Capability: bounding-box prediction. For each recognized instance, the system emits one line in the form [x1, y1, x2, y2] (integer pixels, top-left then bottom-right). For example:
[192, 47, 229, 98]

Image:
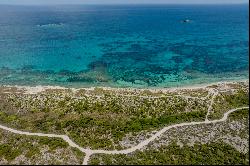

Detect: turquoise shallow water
[0, 5, 248, 88]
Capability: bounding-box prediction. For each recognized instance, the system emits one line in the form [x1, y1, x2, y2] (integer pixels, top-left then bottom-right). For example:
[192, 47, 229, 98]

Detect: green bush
[0, 144, 21, 161]
[38, 138, 68, 150]
[229, 108, 249, 120]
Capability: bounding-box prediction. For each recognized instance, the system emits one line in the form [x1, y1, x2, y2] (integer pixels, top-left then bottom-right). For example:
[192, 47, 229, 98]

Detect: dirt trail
[0, 107, 248, 165]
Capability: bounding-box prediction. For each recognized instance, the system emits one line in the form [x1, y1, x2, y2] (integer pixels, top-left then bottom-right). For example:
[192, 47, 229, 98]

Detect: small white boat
[182, 19, 191, 23]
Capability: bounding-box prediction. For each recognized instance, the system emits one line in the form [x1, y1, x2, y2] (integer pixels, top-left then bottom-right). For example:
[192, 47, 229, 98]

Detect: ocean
[0, 4, 248, 88]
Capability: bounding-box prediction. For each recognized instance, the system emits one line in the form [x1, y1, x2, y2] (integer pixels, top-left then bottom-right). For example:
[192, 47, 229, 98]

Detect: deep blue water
[0, 5, 248, 88]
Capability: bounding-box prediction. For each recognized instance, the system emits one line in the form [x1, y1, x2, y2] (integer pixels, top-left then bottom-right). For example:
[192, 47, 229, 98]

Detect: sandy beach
[1, 79, 248, 95]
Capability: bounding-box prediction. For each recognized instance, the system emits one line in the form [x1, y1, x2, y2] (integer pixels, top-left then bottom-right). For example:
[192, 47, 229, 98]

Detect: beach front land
[0, 80, 249, 165]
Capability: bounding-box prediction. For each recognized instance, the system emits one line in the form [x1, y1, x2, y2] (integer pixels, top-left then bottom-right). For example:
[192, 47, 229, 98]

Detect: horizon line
[0, 2, 248, 6]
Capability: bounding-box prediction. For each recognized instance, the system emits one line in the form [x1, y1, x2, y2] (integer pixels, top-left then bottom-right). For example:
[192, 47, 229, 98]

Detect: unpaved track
[0, 107, 248, 165]
[205, 89, 219, 122]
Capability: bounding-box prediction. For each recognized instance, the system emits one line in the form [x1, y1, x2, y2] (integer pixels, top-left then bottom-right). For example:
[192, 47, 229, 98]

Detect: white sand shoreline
[1, 79, 248, 94]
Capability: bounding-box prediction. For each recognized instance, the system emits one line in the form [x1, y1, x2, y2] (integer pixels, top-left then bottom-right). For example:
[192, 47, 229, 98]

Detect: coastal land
[0, 80, 249, 165]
